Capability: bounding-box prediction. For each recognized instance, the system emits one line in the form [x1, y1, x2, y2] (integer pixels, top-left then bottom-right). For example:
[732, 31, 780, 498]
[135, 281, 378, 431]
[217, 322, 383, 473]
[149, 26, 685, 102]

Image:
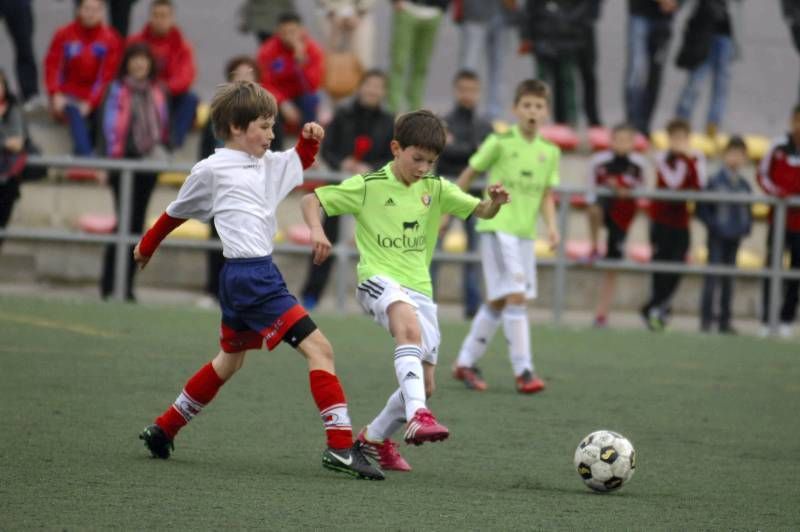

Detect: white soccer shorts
[479, 231, 537, 302]
[356, 275, 441, 365]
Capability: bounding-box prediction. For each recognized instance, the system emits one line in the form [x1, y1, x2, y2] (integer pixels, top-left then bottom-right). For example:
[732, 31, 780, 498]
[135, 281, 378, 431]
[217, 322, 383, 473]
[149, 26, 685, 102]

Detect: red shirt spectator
[650, 151, 705, 228]
[589, 151, 647, 231]
[257, 20, 324, 104]
[44, 2, 122, 111]
[128, 2, 196, 97]
[758, 134, 800, 231]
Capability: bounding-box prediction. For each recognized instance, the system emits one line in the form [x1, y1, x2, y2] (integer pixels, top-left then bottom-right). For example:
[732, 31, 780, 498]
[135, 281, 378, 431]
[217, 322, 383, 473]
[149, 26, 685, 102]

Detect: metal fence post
[553, 191, 570, 325]
[113, 169, 134, 301]
[333, 214, 351, 311]
[767, 200, 787, 334]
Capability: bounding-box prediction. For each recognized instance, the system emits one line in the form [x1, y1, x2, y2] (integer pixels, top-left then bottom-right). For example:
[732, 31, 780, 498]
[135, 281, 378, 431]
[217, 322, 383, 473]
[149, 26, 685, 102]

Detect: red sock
[155, 362, 225, 439]
[309, 370, 353, 449]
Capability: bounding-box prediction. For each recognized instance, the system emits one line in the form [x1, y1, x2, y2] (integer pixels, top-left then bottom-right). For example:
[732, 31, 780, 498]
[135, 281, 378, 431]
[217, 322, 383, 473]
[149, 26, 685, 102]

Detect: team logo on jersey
[385, 198, 396, 206]
[376, 220, 426, 253]
[421, 194, 431, 207]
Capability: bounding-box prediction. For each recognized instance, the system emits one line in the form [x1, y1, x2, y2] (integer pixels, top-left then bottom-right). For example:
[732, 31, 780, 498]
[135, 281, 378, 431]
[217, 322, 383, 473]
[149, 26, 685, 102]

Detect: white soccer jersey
[166, 147, 303, 258]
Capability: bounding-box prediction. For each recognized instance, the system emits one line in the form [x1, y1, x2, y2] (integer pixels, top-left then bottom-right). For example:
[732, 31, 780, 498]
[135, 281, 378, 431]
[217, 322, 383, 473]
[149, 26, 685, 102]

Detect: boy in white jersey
[301, 110, 509, 472]
[453, 79, 561, 394]
[133, 81, 383, 480]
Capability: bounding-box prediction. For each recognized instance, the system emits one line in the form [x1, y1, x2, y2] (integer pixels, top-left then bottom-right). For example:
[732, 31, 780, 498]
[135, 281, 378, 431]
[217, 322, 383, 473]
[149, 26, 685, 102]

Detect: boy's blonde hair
[210, 81, 277, 140]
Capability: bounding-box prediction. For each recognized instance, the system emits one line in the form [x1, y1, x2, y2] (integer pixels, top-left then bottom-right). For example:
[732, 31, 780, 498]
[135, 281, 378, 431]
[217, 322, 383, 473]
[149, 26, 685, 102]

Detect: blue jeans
[458, 14, 511, 121]
[625, 15, 672, 134]
[675, 35, 735, 128]
[64, 102, 94, 156]
[169, 91, 198, 148]
[431, 215, 482, 318]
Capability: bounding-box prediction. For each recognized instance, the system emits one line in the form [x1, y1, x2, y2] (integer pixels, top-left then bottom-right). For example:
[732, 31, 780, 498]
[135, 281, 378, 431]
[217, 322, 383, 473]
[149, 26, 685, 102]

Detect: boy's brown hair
[210, 81, 277, 140]
[611, 122, 637, 135]
[394, 110, 446, 154]
[514, 79, 551, 105]
[666, 118, 691, 136]
[224, 55, 261, 82]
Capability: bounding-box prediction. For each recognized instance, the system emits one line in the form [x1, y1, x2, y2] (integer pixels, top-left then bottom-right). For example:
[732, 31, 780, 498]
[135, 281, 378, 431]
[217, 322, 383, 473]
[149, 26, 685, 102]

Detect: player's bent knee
[296, 328, 336, 370]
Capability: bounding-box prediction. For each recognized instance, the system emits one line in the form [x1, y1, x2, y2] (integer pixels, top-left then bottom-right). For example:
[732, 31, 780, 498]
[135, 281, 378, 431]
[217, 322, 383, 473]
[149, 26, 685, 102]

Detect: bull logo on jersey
[421, 194, 431, 207]
[376, 220, 426, 253]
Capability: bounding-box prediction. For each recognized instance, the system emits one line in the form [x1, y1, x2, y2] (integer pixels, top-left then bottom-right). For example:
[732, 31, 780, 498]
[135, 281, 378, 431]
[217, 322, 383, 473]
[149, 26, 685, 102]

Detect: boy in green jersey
[301, 110, 509, 471]
[453, 79, 561, 394]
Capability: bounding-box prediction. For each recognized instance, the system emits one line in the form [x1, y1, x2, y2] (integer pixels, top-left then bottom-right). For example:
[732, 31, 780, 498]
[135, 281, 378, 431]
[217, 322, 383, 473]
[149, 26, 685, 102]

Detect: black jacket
[675, 0, 730, 70]
[321, 100, 394, 171]
[628, 0, 680, 19]
[521, 0, 601, 58]
[437, 105, 492, 179]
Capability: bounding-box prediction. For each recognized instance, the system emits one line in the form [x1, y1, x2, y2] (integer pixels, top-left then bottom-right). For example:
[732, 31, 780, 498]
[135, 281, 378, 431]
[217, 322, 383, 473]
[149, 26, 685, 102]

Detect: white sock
[502, 304, 533, 376]
[456, 304, 502, 368]
[394, 344, 426, 419]
[366, 388, 405, 442]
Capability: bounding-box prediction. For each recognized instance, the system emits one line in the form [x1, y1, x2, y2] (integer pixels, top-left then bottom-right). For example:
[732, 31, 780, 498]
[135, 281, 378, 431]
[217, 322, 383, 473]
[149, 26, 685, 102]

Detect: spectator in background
[197, 55, 261, 309]
[454, 0, 519, 122]
[519, 0, 598, 126]
[98, 42, 169, 301]
[0, 69, 28, 248]
[387, 0, 449, 113]
[299, 69, 394, 309]
[238, 0, 295, 44]
[575, 0, 603, 127]
[757, 105, 800, 338]
[781, 0, 800, 103]
[433, 69, 492, 318]
[697, 135, 751, 334]
[258, 12, 324, 152]
[586, 123, 647, 328]
[44, 0, 122, 156]
[317, 0, 377, 69]
[625, 0, 682, 135]
[674, 0, 743, 138]
[640, 118, 705, 331]
[129, 0, 198, 148]
[0, 0, 39, 107]
[73, 0, 140, 36]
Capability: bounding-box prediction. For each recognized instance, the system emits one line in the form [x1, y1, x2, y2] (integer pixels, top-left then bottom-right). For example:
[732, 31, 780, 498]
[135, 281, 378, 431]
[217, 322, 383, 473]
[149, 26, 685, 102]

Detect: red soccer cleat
[404, 408, 450, 446]
[357, 428, 412, 472]
[452, 365, 488, 391]
[516, 370, 546, 394]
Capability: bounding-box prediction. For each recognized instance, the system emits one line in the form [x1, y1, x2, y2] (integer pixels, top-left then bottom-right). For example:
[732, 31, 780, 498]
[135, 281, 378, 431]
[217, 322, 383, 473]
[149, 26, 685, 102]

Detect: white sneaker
[194, 295, 218, 310]
[756, 325, 771, 338]
[778, 323, 794, 338]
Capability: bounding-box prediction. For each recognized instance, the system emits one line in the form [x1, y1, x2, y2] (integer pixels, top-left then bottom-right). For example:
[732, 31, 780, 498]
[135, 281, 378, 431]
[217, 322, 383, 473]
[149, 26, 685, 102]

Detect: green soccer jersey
[315, 162, 481, 297]
[471, 125, 561, 239]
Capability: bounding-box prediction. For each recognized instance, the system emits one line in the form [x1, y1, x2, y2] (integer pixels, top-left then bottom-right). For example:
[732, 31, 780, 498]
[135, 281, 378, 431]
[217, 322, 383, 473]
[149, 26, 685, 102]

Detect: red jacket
[128, 25, 196, 96]
[757, 134, 800, 231]
[44, 20, 122, 110]
[257, 34, 324, 103]
[649, 151, 705, 229]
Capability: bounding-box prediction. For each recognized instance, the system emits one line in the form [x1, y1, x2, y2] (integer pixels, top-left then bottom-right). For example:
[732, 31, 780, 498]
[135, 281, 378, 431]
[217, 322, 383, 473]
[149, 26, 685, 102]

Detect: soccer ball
[573, 430, 636, 492]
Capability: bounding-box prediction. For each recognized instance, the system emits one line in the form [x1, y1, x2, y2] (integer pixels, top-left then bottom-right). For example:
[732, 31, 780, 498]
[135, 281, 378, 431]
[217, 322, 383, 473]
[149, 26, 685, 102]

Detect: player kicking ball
[133, 81, 383, 480]
[301, 110, 509, 471]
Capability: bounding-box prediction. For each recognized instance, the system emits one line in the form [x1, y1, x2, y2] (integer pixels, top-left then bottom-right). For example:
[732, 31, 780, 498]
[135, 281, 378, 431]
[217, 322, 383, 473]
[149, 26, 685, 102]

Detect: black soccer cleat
[139, 424, 174, 459]
[322, 441, 385, 480]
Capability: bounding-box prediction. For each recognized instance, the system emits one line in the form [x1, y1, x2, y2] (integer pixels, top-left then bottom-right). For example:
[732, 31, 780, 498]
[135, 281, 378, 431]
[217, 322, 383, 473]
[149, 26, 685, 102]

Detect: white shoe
[778, 323, 794, 338]
[195, 294, 218, 310]
[756, 325, 771, 338]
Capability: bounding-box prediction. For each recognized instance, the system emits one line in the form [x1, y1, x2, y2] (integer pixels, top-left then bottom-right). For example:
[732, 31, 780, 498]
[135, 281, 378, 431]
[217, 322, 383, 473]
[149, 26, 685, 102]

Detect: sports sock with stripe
[393, 344, 426, 420]
[502, 304, 534, 376]
[155, 362, 225, 439]
[309, 369, 353, 449]
[456, 304, 501, 368]
[366, 388, 406, 442]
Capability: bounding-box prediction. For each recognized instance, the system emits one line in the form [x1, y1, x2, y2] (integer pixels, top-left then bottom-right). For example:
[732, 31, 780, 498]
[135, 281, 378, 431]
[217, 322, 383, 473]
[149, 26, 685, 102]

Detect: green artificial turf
[1, 295, 798, 530]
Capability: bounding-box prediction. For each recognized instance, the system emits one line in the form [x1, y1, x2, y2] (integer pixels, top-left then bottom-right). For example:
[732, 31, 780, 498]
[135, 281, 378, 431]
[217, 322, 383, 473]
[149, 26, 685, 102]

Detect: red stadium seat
[633, 133, 650, 152]
[588, 126, 611, 151]
[539, 124, 580, 151]
[565, 240, 592, 261]
[286, 223, 312, 246]
[627, 243, 652, 263]
[77, 213, 116, 234]
[65, 168, 101, 182]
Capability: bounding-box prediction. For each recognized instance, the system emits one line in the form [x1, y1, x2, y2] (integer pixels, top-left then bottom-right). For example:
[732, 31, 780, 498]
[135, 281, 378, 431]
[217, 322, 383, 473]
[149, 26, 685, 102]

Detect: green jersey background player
[453, 79, 561, 394]
[301, 110, 509, 472]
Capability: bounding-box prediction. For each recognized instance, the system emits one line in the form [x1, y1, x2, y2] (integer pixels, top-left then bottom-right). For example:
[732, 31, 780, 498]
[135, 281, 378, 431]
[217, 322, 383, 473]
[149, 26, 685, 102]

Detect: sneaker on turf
[139, 424, 174, 459]
[515, 370, 546, 394]
[404, 408, 449, 446]
[357, 428, 411, 472]
[322, 441, 385, 480]
[452, 365, 488, 391]
[640, 305, 665, 332]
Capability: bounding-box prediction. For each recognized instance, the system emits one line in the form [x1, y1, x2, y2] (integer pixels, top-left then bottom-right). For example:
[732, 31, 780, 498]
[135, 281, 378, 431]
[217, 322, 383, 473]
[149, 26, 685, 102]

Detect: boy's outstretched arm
[133, 213, 187, 270]
[473, 184, 510, 219]
[301, 193, 332, 265]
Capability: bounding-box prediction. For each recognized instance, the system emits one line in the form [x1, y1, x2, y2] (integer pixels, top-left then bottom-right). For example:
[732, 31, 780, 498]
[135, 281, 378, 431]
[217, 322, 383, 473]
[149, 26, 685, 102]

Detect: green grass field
[1, 295, 799, 530]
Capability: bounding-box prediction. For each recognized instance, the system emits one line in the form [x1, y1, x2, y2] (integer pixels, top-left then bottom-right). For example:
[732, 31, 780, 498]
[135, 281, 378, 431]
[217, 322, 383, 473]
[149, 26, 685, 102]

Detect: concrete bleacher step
[0, 251, 37, 282]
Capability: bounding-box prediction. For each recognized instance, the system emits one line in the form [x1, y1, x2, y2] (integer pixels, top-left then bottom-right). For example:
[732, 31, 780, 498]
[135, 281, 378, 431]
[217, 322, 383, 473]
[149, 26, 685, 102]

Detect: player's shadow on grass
[507, 477, 648, 497]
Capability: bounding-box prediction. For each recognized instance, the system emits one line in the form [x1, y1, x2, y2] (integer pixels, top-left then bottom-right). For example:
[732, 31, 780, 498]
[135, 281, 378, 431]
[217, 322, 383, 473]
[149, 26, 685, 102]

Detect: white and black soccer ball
[573, 430, 636, 492]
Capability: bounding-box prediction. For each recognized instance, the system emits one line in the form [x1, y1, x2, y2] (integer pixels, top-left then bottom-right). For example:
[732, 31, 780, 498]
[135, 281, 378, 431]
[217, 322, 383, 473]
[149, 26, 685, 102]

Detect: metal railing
[1, 154, 799, 334]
